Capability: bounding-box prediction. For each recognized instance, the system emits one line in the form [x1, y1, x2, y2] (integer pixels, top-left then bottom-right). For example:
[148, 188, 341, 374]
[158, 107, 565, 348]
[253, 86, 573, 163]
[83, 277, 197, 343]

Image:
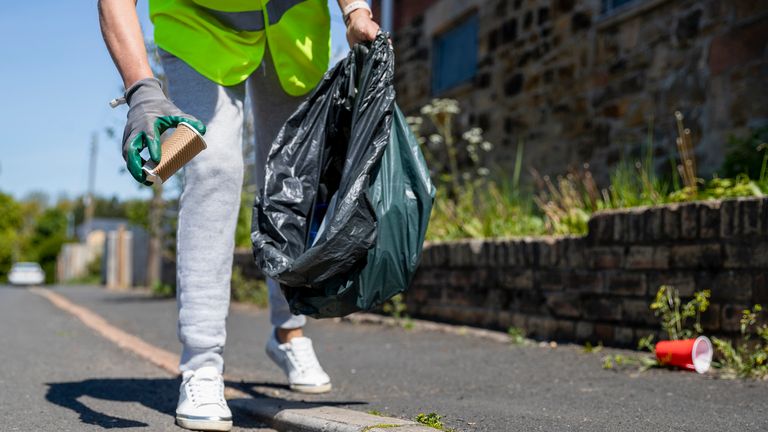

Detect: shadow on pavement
[45, 377, 179, 428]
[46, 377, 366, 429]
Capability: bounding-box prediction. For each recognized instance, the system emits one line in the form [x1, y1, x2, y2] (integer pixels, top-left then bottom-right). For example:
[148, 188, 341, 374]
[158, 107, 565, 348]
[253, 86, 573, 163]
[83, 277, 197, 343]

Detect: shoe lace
[187, 375, 225, 407]
[288, 341, 321, 374]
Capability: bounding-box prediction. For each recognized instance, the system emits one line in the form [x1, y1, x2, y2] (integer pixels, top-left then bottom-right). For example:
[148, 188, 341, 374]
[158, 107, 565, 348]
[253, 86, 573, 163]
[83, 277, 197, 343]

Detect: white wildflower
[428, 134, 443, 144]
[462, 127, 484, 145]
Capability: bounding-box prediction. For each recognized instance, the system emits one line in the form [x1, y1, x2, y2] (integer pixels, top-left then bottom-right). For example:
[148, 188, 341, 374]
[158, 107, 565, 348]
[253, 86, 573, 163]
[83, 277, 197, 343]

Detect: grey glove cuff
[124, 77, 165, 107]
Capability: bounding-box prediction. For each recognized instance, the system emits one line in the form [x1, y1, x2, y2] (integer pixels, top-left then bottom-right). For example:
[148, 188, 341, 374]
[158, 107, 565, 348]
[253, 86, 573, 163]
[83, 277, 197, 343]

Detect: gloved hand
[121, 77, 206, 185]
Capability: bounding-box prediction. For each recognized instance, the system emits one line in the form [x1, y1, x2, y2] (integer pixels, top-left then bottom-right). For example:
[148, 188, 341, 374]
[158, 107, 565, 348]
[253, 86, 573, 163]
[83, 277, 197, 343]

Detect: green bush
[152, 282, 175, 298]
[720, 127, 768, 182]
[0, 192, 24, 281]
[67, 254, 103, 285]
[230, 266, 268, 307]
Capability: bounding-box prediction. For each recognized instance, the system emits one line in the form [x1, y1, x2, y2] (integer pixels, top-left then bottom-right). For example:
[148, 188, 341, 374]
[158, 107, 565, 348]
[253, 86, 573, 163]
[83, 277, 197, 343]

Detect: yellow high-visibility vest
[150, 0, 331, 96]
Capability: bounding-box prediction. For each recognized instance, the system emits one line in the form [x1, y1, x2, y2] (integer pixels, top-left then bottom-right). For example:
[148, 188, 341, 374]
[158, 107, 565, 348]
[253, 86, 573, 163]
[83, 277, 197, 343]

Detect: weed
[650, 285, 710, 340]
[507, 326, 527, 345]
[415, 412, 454, 431]
[409, 101, 765, 241]
[601, 353, 657, 371]
[66, 254, 103, 285]
[361, 424, 400, 431]
[583, 341, 603, 354]
[382, 294, 414, 330]
[367, 410, 386, 417]
[721, 126, 768, 184]
[152, 281, 175, 298]
[383, 294, 407, 319]
[636, 334, 656, 354]
[711, 305, 768, 379]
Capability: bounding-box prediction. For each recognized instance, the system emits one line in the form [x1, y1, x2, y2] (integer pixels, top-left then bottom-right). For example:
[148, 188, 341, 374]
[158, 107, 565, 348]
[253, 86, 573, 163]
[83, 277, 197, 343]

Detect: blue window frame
[432, 13, 479, 94]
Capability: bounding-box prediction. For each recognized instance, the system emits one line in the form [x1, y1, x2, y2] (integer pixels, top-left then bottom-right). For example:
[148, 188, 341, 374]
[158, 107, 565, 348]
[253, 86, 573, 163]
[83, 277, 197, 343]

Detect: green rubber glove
[121, 77, 206, 185]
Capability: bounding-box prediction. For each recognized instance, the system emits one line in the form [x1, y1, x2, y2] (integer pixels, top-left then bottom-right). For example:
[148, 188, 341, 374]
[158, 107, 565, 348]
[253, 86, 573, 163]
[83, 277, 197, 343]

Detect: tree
[0, 192, 23, 281]
[24, 207, 69, 283]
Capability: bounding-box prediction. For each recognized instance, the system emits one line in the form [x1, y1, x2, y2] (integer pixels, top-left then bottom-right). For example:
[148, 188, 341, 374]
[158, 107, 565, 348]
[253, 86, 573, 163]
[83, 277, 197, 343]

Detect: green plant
[362, 424, 399, 432]
[152, 281, 175, 298]
[415, 412, 453, 431]
[382, 293, 407, 319]
[411, 99, 496, 198]
[601, 353, 657, 370]
[409, 99, 544, 241]
[668, 175, 764, 202]
[67, 254, 103, 285]
[636, 334, 656, 354]
[235, 192, 254, 248]
[673, 111, 698, 194]
[721, 127, 768, 184]
[382, 294, 414, 330]
[409, 102, 767, 241]
[230, 266, 268, 307]
[650, 285, 710, 340]
[712, 305, 768, 379]
[583, 341, 603, 354]
[426, 181, 544, 241]
[507, 326, 526, 345]
[533, 168, 599, 235]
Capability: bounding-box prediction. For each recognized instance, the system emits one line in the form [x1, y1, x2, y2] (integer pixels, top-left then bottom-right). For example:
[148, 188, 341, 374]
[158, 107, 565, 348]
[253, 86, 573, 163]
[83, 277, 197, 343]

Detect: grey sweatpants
[161, 48, 307, 374]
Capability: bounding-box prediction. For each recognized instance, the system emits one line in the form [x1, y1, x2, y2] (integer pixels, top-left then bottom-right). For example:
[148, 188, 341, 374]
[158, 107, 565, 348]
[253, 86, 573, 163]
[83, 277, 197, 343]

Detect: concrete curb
[32, 287, 437, 432]
[229, 398, 436, 432]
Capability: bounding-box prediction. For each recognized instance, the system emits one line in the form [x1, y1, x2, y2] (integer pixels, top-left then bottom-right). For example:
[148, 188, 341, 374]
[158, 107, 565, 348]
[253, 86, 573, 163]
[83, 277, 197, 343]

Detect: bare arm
[98, 0, 153, 88]
[336, 0, 380, 46]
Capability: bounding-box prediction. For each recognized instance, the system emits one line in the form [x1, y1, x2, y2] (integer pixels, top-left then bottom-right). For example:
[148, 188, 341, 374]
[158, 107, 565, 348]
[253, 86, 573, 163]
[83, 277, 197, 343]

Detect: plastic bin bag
[251, 34, 436, 318]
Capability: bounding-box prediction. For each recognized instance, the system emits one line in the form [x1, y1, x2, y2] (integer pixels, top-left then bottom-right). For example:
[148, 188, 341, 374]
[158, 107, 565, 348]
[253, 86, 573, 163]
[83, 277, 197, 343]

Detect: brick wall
[408, 197, 768, 346]
[392, 0, 768, 182]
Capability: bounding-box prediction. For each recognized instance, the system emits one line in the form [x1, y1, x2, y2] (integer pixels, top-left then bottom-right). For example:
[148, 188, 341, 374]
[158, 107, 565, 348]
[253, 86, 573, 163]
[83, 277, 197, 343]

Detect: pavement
[0, 285, 273, 432]
[2, 284, 768, 431]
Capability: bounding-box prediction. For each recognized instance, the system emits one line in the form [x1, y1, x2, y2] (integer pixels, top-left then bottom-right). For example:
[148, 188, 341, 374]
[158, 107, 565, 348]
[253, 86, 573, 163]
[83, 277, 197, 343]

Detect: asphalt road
[33, 285, 768, 432]
[0, 285, 272, 432]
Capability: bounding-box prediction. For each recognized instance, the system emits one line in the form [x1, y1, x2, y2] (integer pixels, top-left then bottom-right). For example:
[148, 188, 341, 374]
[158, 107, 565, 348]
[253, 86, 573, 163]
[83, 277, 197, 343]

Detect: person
[97, 1, 380, 430]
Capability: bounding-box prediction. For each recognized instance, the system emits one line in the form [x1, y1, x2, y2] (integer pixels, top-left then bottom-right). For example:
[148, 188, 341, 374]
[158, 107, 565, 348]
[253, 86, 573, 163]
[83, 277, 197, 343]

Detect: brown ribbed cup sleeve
[151, 123, 207, 183]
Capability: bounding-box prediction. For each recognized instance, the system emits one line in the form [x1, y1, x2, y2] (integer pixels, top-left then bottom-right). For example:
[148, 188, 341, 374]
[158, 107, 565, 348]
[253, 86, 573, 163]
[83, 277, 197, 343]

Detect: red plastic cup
[655, 336, 713, 373]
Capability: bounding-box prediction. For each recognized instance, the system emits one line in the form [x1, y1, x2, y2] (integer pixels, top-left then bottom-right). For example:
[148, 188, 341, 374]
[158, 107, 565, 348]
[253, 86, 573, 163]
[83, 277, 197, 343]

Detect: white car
[8, 262, 45, 286]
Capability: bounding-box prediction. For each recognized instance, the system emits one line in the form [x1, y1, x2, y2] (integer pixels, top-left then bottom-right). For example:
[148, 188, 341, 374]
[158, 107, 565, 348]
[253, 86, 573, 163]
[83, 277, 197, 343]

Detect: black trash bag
[251, 34, 435, 318]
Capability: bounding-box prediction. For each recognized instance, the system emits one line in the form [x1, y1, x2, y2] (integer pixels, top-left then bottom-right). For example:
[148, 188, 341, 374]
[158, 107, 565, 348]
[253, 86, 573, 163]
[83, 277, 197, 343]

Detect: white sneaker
[176, 366, 233, 431]
[265, 330, 332, 394]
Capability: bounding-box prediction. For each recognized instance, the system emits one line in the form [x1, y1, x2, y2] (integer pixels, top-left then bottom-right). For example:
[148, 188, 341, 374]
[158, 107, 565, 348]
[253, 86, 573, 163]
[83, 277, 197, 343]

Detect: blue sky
[0, 1, 350, 202]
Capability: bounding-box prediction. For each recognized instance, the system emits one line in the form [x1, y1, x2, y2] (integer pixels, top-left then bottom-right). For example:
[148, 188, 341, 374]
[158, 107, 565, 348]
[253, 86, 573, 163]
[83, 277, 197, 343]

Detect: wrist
[343, 1, 372, 25]
[346, 8, 372, 25]
[125, 77, 163, 106]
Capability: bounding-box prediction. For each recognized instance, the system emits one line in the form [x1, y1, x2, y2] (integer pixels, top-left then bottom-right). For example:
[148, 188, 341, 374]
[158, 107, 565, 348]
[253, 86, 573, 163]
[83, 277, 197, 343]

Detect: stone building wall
[391, 0, 768, 182]
[408, 197, 768, 346]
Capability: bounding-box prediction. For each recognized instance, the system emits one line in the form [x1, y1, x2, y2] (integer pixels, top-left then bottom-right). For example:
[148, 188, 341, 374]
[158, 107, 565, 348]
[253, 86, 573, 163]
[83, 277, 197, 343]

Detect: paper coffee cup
[143, 122, 207, 184]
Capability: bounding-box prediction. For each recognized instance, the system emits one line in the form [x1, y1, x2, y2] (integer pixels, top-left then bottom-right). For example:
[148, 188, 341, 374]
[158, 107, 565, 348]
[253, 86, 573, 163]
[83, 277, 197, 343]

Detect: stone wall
[391, 0, 768, 182]
[408, 197, 768, 346]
